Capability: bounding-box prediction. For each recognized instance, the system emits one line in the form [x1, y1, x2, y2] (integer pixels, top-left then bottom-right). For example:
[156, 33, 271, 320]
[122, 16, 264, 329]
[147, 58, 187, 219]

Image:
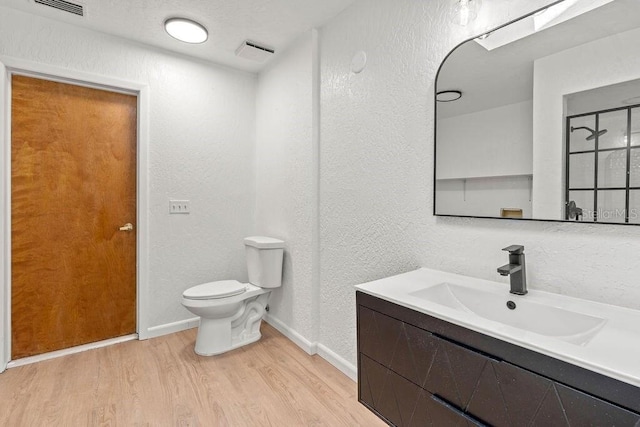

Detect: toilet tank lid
[244, 236, 285, 249]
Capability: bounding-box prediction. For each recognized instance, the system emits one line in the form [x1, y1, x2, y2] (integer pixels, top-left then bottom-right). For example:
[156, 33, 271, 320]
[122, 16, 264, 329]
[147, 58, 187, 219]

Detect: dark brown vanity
[357, 292, 640, 426]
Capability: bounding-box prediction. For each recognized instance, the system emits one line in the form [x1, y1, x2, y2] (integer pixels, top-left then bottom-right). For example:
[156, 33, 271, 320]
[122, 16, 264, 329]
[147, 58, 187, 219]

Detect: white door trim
[0, 56, 151, 372]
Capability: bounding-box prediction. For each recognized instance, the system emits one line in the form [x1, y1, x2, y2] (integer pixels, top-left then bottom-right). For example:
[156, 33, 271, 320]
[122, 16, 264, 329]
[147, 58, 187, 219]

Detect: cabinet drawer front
[422, 337, 490, 411]
[359, 354, 487, 427]
[555, 383, 640, 426]
[466, 360, 640, 427]
[358, 305, 405, 368]
[466, 359, 554, 426]
[358, 305, 439, 386]
[358, 305, 490, 409]
[359, 354, 428, 427]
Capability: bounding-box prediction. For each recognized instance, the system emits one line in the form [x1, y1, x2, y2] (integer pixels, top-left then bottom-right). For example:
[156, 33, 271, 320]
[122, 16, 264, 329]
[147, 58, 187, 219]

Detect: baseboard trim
[264, 314, 317, 355]
[7, 334, 138, 369]
[146, 317, 200, 339]
[317, 343, 357, 382]
[263, 315, 356, 381]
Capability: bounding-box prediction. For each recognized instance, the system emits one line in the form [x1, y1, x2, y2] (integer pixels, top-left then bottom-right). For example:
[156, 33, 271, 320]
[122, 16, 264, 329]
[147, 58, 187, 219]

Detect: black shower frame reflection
[565, 103, 640, 223]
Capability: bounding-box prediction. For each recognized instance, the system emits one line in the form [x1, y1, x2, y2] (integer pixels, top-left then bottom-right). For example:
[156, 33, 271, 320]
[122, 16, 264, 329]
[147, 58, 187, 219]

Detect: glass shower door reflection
[566, 105, 638, 223]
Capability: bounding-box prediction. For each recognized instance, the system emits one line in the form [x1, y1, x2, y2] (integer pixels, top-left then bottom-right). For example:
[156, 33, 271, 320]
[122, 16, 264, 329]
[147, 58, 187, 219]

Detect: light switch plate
[169, 200, 190, 214]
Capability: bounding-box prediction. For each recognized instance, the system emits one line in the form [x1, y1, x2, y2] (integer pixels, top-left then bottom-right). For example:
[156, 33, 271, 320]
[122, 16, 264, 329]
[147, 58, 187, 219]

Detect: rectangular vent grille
[245, 41, 275, 54]
[235, 40, 275, 63]
[34, 0, 84, 16]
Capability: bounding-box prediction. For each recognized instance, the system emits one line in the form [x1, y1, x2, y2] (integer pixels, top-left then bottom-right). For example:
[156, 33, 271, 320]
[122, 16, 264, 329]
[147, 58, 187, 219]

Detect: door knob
[119, 223, 134, 231]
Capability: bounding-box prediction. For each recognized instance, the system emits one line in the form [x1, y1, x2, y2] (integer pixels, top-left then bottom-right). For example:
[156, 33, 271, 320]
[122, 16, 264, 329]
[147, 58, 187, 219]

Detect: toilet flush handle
[119, 223, 134, 232]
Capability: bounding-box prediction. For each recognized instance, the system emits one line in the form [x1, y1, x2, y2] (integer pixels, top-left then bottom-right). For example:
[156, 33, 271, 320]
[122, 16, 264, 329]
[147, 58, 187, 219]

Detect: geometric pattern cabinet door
[359, 354, 484, 427]
[359, 305, 488, 410]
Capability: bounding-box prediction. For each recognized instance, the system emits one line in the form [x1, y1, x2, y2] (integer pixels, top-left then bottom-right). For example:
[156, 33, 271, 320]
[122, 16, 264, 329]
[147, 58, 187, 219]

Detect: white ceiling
[0, 0, 356, 72]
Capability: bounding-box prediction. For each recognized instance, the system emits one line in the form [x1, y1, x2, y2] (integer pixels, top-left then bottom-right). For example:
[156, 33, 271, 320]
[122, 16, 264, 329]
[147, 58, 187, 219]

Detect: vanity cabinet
[356, 292, 640, 427]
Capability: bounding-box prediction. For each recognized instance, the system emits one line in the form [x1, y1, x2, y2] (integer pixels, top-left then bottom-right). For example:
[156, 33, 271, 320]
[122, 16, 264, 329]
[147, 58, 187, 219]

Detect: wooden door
[11, 75, 137, 359]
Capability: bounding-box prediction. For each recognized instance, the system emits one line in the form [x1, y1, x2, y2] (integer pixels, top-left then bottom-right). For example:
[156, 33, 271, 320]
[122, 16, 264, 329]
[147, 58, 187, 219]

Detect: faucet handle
[502, 245, 524, 254]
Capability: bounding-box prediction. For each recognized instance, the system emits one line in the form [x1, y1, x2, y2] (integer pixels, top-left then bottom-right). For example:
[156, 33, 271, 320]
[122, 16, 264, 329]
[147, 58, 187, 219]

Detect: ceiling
[0, 0, 356, 72]
[437, 0, 640, 118]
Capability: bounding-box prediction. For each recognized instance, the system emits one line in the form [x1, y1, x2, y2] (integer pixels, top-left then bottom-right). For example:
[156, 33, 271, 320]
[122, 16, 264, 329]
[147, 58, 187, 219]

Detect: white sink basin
[409, 282, 606, 346]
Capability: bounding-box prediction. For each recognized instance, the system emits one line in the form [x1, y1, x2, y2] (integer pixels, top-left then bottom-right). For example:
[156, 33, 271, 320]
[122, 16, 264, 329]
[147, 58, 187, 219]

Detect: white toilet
[182, 236, 285, 356]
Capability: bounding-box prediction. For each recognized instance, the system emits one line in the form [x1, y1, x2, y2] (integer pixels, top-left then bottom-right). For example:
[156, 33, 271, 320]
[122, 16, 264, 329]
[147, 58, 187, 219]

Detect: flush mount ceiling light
[437, 90, 463, 102]
[164, 18, 208, 44]
[452, 0, 482, 27]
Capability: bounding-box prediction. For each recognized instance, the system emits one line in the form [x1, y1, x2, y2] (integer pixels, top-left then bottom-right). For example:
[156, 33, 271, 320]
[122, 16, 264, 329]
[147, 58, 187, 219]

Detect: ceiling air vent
[235, 40, 275, 63]
[34, 0, 84, 16]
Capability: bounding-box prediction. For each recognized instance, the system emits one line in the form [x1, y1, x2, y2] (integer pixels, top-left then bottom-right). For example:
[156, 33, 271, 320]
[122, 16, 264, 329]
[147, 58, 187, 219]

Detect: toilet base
[195, 327, 262, 356]
[192, 292, 270, 356]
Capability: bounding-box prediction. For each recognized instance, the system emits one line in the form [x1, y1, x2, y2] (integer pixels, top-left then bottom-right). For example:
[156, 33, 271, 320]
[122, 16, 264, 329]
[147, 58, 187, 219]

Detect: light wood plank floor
[0, 323, 385, 426]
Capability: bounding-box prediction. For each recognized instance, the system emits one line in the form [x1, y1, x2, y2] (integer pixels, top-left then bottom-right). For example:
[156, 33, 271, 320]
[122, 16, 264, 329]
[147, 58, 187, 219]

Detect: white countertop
[355, 267, 640, 388]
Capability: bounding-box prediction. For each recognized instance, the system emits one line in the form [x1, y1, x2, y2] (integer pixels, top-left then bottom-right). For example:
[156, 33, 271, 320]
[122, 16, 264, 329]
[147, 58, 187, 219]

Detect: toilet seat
[183, 280, 247, 300]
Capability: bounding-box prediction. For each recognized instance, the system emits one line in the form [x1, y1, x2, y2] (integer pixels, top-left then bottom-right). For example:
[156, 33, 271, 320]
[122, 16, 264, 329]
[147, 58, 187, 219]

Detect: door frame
[0, 56, 151, 372]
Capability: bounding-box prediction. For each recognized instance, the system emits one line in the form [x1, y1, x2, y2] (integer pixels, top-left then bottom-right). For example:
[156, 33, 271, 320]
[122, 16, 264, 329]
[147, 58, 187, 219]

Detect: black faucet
[497, 245, 527, 295]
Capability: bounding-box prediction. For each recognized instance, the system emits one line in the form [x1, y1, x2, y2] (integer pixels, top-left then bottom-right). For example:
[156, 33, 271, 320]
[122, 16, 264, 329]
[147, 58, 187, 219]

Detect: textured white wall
[0, 7, 257, 329]
[255, 31, 318, 341]
[319, 0, 640, 368]
[533, 26, 640, 219]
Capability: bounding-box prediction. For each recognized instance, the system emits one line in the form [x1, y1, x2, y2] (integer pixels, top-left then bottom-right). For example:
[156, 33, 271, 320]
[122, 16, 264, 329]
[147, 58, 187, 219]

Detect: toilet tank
[244, 236, 285, 288]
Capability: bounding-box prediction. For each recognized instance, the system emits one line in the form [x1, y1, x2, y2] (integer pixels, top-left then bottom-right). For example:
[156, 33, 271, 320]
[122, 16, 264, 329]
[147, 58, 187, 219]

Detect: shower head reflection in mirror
[570, 126, 608, 141]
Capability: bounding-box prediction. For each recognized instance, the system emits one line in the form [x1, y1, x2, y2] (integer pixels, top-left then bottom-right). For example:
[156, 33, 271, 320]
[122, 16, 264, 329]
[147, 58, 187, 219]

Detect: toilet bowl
[181, 236, 284, 356]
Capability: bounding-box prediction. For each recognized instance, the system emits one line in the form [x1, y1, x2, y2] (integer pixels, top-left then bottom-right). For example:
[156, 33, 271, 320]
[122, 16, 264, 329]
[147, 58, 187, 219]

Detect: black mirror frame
[432, 0, 640, 226]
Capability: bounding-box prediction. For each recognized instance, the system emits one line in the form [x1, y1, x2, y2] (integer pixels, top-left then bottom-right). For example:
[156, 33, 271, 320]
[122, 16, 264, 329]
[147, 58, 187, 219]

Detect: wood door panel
[11, 75, 137, 359]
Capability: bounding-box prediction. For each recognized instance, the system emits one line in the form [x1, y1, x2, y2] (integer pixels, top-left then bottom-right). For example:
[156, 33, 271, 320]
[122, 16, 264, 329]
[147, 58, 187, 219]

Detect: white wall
[436, 175, 532, 218]
[533, 26, 640, 219]
[318, 0, 640, 371]
[255, 31, 319, 345]
[0, 7, 257, 333]
[436, 100, 533, 218]
[437, 100, 533, 179]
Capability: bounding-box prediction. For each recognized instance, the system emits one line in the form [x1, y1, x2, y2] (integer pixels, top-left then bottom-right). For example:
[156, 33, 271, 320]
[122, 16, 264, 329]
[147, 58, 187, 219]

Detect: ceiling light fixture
[164, 18, 208, 44]
[437, 90, 463, 102]
[452, 0, 482, 27]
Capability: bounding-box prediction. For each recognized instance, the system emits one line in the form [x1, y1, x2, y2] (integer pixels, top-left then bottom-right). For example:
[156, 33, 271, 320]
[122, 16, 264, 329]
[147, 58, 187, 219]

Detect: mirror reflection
[435, 0, 640, 224]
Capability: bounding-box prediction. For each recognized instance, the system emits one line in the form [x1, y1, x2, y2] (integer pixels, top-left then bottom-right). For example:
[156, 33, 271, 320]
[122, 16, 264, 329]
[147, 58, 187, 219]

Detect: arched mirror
[435, 0, 640, 224]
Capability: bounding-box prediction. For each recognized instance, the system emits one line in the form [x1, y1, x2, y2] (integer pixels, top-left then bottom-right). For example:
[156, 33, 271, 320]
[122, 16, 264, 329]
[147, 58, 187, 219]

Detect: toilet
[182, 236, 285, 356]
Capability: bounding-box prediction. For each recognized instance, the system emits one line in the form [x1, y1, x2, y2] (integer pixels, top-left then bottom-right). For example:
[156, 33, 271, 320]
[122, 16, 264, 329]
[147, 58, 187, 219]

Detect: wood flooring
[0, 323, 384, 426]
